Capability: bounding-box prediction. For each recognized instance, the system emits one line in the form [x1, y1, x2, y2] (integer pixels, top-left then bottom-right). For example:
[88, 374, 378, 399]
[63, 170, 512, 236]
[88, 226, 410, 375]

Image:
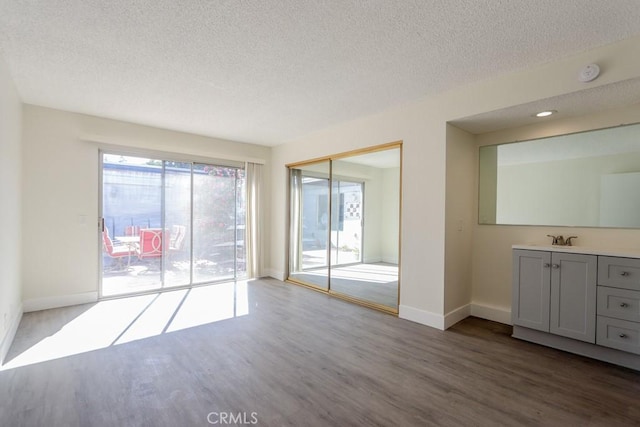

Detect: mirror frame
[286, 141, 403, 314]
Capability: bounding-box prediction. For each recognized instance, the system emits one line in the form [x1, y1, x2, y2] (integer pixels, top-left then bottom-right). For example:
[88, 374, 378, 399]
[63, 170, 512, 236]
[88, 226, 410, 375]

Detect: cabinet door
[550, 252, 596, 343]
[512, 250, 551, 332]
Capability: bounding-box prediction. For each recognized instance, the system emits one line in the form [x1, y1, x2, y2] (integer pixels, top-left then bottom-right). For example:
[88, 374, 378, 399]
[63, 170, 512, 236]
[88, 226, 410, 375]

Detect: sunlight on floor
[1, 281, 250, 371]
[298, 263, 398, 284]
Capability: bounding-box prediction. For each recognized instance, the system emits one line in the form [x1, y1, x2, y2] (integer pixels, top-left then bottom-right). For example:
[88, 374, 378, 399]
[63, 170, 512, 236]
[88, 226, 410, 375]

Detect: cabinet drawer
[597, 256, 640, 291]
[596, 316, 640, 355]
[597, 287, 640, 322]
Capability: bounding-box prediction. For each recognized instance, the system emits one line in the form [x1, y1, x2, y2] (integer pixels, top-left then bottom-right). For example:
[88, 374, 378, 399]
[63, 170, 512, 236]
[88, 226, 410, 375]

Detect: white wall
[0, 55, 23, 363]
[21, 105, 271, 311]
[381, 166, 400, 264]
[444, 125, 476, 324]
[496, 152, 640, 226]
[600, 172, 640, 227]
[270, 35, 640, 329]
[471, 104, 640, 324]
[361, 167, 384, 264]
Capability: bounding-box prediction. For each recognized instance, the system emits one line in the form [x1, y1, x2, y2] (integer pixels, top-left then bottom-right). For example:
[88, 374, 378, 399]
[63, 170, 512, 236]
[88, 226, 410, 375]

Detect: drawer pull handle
[619, 333, 628, 339]
[552, 264, 560, 269]
[620, 271, 630, 277]
[620, 302, 629, 308]
[543, 263, 550, 268]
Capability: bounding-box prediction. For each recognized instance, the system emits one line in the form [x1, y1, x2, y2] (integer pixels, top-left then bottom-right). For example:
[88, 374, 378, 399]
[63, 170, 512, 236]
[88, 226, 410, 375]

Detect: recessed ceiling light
[534, 110, 557, 118]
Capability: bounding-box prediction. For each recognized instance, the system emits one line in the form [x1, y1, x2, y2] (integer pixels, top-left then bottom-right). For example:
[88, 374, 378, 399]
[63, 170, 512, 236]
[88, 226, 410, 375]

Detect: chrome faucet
[547, 235, 577, 246]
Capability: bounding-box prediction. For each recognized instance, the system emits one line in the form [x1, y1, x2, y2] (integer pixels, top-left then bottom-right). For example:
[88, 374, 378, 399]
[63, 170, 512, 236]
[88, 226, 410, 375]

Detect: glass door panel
[192, 165, 242, 284]
[163, 162, 192, 288]
[101, 153, 247, 297]
[101, 154, 163, 297]
[330, 179, 363, 266]
[288, 161, 330, 290]
[235, 168, 247, 278]
[329, 151, 400, 311]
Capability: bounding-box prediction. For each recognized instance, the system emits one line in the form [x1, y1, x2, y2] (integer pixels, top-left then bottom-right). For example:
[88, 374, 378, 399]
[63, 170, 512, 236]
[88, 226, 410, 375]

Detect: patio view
[101, 154, 246, 297]
[297, 176, 363, 270]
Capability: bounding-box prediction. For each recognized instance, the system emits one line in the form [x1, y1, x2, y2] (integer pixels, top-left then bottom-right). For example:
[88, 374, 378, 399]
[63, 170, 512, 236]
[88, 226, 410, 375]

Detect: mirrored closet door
[287, 143, 402, 313]
[288, 161, 331, 290]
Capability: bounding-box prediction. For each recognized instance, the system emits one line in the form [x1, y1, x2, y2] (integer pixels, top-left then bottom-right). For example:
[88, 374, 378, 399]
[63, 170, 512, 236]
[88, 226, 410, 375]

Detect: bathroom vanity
[512, 244, 640, 370]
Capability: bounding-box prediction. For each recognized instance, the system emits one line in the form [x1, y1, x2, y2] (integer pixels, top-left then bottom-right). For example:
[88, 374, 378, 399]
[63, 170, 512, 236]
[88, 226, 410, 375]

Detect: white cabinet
[549, 252, 597, 343]
[512, 246, 640, 370]
[596, 316, 640, 355]
[512, 250, 550, 332]
[596, 256, 640, 355]
[513, 250, 596, 343]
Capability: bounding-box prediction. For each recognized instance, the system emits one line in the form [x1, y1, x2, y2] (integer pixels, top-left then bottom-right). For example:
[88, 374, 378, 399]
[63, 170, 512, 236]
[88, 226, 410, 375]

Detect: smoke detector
[578, 64, 600, 83]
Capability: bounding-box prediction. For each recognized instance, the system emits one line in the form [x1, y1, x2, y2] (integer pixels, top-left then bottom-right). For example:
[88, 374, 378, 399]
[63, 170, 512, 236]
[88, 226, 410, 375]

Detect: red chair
[102, 231, 136, 269]
[137, 228, 168, 259]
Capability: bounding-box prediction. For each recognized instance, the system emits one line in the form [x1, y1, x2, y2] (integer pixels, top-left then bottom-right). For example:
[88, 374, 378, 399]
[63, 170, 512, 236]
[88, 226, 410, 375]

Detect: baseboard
[266, 269, 286, 281]
[399, 305, 445, 330]
[402, 303, 510, 330]
[470, 303, 512, 325]
[444, 304, 471, 329]
[23, 291, 98, 313]
[0, 305, 23, 365]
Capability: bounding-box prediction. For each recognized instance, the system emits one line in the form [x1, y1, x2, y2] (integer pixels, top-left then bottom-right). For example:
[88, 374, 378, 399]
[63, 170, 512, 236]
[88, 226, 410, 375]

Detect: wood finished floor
[1, 278, 640, 426]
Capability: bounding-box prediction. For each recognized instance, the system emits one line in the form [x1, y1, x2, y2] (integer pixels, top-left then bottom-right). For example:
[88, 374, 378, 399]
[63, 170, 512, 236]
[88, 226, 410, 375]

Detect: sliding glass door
[330, 179, 363, 266]
[101, 155, 164, 295]
[100, 153, 245, 297]
[193, 165, 245, 284]
[287, 144, 402, 313]
[288, 161, 330, 290]
[163, 161, 192, 288]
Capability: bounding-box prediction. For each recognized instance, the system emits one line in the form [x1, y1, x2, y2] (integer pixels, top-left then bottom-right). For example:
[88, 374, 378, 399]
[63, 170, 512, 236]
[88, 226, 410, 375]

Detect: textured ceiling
[1, 1, 640, 146]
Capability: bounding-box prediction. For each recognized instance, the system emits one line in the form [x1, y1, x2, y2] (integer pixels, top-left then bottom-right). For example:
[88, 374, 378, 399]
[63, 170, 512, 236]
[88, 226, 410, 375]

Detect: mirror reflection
[289, 161, 331, 290]
[479, 122, 640, 227]
[288, 145, 401, 312]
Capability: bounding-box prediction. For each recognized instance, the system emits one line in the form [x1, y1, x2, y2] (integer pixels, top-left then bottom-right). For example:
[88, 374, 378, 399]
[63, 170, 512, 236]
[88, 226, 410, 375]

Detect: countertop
[512, 244, 640, 259]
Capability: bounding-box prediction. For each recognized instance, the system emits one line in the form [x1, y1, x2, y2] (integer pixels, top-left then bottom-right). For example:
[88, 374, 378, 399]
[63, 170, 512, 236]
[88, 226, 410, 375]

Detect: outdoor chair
[102, 230, 136, 270]
[137, 228, 167, 259]
[170, 225, 187, 252]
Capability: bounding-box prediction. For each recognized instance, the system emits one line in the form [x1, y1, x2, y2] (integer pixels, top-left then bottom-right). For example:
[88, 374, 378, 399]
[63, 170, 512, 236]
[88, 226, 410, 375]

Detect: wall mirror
[288, 143, 402, 313]
[479, 122, 640, 228]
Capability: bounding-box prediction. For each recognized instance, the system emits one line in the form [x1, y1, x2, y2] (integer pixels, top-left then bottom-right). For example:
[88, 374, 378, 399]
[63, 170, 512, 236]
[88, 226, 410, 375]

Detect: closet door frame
[285, 141, 403, 315]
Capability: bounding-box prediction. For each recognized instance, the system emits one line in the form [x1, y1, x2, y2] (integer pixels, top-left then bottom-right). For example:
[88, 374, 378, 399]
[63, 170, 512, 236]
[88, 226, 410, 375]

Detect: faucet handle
[565, 236, 577, 246]
[547, 234, 559, 245]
